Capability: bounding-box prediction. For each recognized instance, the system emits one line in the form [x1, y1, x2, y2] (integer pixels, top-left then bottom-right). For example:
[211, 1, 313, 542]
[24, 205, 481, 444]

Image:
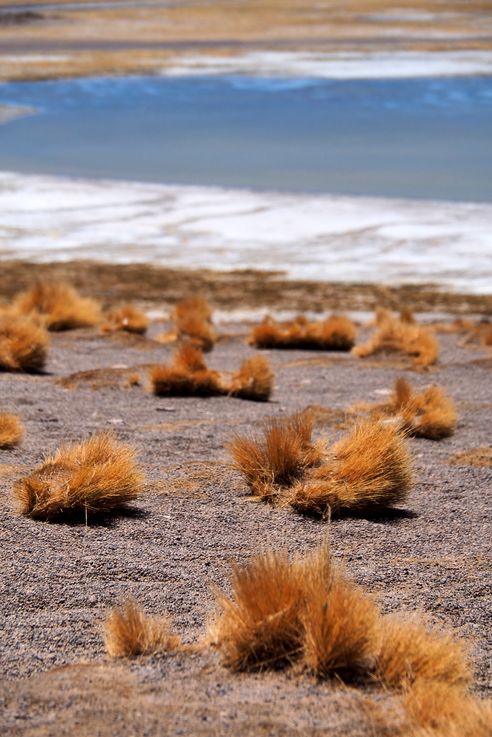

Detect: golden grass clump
[209, 545, 379, 678]
[402, 681, 492, 737]
[353, 311, 439, 368]
[352, 378, 457, 440]
[104, 597, 180, 657]
[289, 420, 412, 516]
[0, 315, 49, 372]
[0, 413, 24, 448]
[102, 304, 149, 335]
[230, 415, 412, 515]
[150, 344, 224, 397]
[14, 281, 102, 331]
[228, 413, 324, 500]
[174, 296, 215, 351]
[375, 616, 472, 691]
[151, 345, 274, 401]
[15, 432, 144, 521]
[228, 355, 274, 402]
[250, 314, 357, 351]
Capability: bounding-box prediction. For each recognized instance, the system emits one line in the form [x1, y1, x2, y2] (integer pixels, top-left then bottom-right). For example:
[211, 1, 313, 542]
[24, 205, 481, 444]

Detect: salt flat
[1, 171, 491, 294]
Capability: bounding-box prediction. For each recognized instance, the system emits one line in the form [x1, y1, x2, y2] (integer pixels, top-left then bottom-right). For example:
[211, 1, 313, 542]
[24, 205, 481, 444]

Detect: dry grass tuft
[228, 413, 323, 500]
[0, 413, 24, 448]
[174, 296, 215, 351]
[250, 314, 357, 351]
[402, 681, 492, 737]
[351, 378, 457, 440]
[104, 597, 180, 657]
[230, 415, 412, 515]
[0, 315, 49, 372]
[228, 355, 274, 401]
[151, 345, 275, 401]
[375, 616, 472, 691]
[209, 545, 379, 679]
[14, 281, 102, 331]
[150, 344, 223, 397]
[102, 304, 149, 335]
[353, 311, 439, 368]
[288, 420, 412, 517]
[448, 447, 492, 468]
[15, 432, 144, 521]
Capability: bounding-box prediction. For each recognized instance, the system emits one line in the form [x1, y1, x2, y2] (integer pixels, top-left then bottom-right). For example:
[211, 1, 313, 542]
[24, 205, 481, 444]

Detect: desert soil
[0, 267, 491, 735]
[1, 0, 492, 80]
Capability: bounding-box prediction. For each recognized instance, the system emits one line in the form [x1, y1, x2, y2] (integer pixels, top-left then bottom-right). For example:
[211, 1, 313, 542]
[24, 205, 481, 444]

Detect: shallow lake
[0, 74, 491, 201]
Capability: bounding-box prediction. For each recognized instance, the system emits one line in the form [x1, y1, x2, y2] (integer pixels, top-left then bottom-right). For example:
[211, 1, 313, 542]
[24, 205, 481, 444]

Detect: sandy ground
[1, 0, 492, 80]
[0, 272, 491, 735]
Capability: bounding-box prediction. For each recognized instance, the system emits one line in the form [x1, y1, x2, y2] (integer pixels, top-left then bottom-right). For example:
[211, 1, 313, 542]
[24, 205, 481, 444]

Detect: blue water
[0, 74, 491, 201]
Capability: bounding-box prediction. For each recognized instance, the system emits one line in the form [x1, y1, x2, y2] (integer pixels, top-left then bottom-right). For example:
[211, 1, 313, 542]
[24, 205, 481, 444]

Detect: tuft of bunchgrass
[351, 378, 457, 440]
[102, 304, 149, 335]
[104, 597, 180, 657]
[228, 413, 323, 500]
[0, 413, 24, 448]
[209, 545, 379, 679]
[250, 314, 357, 351]
[15, 432, 144, 521]
[375, 616, 472, 691]
[0, 315, 49, 372]
[230, 415, 412, 515]
[151, 345, 275, 402]
[173, 296, 215, 351]
[353, 311, 439, 368]
[228, 355, 274, 402]
[14, 281, 101, 331]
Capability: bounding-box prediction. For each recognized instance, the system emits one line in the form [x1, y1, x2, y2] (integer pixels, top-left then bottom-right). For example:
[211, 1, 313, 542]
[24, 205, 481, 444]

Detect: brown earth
[1, 260, 492, 315]
[0, 277, 491, 735]
[1, 0, 491, 81]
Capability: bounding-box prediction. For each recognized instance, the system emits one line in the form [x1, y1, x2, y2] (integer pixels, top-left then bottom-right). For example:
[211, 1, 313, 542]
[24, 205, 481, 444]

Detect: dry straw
[229, 413, 412, 516]
[351, 377, 457, 440]
[353, 309, 439, 368]
[104, 598, 180, 657]
[15, 432, 144, 521]
[208, 545, 378, 678]
[0, 413, 24, 448]
[151, 344, 274, 402]
[102, 304, 149, 335]
[0, 315, 49, 372]
[250, 314, 357, 351]
[14, 281, 101, 331]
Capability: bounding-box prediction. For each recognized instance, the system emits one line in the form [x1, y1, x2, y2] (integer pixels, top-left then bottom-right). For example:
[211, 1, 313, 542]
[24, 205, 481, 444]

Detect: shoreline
[1, 260, 491, 315]
[1, 172, 491, 296]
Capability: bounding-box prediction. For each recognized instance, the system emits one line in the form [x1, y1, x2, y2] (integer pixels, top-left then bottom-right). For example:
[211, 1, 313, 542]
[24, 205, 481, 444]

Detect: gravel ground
[0, 317, 491, 736]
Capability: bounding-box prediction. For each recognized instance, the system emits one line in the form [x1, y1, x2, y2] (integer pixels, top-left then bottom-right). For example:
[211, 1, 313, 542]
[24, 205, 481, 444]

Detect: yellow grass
[14, 281, 101, 331]
[289, 420, 412, 516]
[150, 344, 224, 398]
[102, 304, 149, 335]
[228, 355, 274, 402]
[250, 314, 357, 351]
[228, 413, 323, 500]
[375, 616, 472, 691]
[351, 377, 457, 440]
[353, 311, 439, 368]
[15, 432, 144, 521]
[0, 413, 24, 448]
[209, 545, 380, 678]
[231, 415, 412, 515]
[0, 315, 49, 372]
[151, 345, 275, 401]
[402, 681, 492, 737]
[173, 296, 215, 352]
[104, 598, 180, 657]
